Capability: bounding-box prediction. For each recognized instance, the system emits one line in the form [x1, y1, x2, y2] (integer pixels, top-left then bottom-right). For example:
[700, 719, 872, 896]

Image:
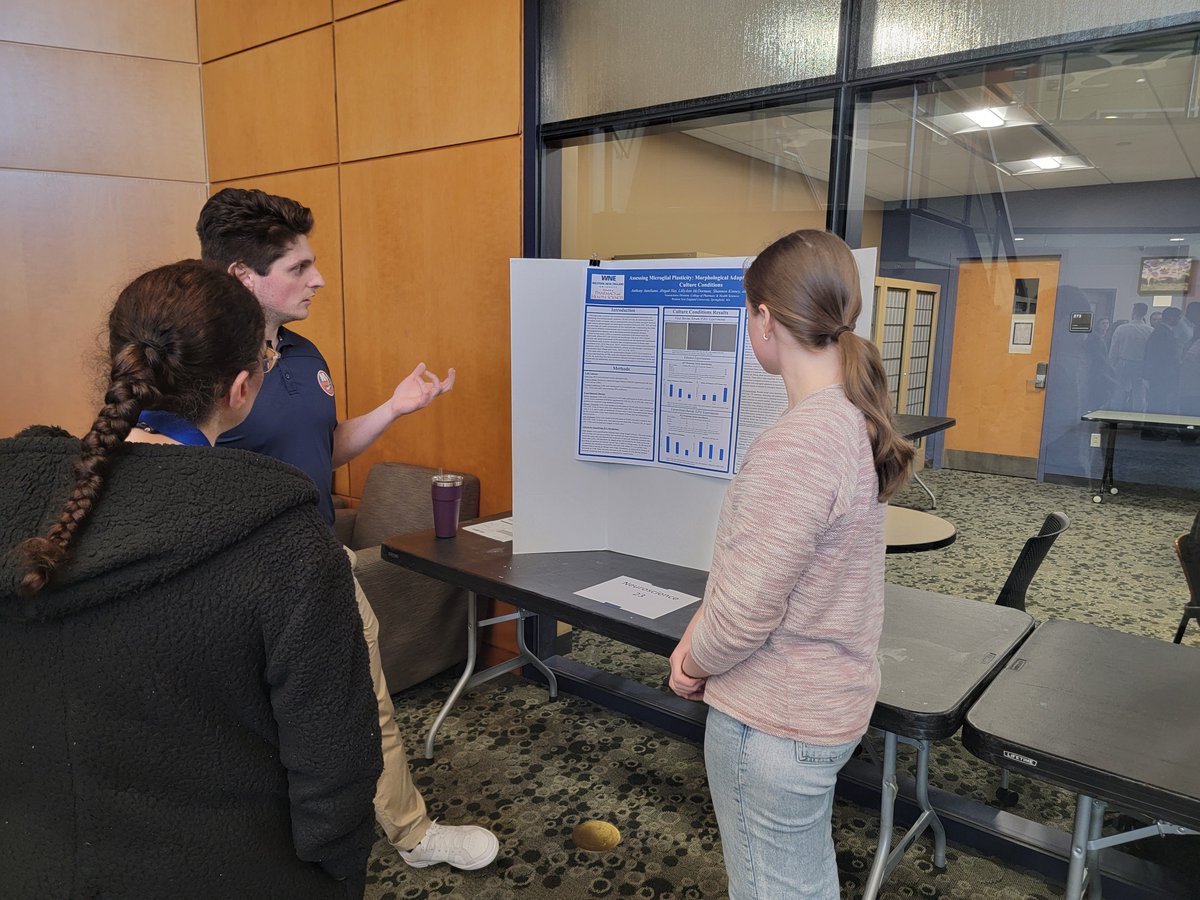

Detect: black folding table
[383, 526, 1031, 898]
[963, 619, 1200, 899]
[863, 584, 1033, 898]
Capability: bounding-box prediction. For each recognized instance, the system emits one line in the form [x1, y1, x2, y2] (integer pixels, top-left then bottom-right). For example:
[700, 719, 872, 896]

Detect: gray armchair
[335, 462, 481, 693]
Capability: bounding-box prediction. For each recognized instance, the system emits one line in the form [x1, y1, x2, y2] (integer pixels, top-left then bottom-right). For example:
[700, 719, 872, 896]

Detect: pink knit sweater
[689, 385, 886, 745]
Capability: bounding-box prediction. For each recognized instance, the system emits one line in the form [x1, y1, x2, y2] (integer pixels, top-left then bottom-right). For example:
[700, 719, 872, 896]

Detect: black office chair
[995, 512, 1070, 612]
[1172, 531, 1200, 644]
[993, 512, 1069, 807]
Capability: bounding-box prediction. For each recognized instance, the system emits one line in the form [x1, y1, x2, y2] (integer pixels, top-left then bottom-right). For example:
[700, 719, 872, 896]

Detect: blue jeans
[704, 706, 857, 900]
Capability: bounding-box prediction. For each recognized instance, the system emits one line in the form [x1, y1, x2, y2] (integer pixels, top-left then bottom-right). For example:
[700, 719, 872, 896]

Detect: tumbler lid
[432, 474, 464, 488]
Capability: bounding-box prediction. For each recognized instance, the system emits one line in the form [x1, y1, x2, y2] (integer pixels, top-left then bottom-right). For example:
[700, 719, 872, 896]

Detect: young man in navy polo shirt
[198, 188, 498, 872]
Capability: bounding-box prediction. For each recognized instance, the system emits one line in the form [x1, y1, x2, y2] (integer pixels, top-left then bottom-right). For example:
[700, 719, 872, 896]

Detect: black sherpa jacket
[0, 426, 382, 900]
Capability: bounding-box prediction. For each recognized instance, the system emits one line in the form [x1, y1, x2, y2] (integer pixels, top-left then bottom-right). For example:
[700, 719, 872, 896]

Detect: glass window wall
[550, 31, 1200, 496]
[847, 33, 1200, 494]
[541, 0, 841, 124]
[858, 0, 1200, 71]
[554, 100, 839, 262]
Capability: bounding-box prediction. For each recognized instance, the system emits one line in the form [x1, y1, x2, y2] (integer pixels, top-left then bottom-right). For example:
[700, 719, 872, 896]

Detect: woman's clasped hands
[668, 636, 706, 702]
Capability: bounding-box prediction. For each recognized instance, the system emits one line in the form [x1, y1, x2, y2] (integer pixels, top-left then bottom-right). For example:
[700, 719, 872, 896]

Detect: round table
[885, 505, 957, 553]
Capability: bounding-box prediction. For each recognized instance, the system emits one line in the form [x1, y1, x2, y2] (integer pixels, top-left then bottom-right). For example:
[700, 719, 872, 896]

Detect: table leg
[861, 732, 898, 900]
[912, 472, 938, 509]
[425, 590, 479, 760]
[424, 599, 560, 759]
[861, 733, 950, 896]
[914, 739, 947, 868]
[1100, 424, 1117, 500]
[1087, 799, 1106, 900]
[1065, 793, 1095, 900]
[515, 609, 558, 698]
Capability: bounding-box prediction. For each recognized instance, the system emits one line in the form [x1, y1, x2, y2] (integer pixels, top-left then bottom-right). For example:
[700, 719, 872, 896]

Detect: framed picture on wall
[1137, 256, 1193, 294]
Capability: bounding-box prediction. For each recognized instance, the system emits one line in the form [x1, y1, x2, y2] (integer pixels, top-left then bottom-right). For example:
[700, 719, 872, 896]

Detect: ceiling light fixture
[920, 102, 1037, 135]
[998, 155, 1092, 176]
[902, 84, 1093, 180]
[1170, 237, 1186, 242]
[964, 107, 1007, 128]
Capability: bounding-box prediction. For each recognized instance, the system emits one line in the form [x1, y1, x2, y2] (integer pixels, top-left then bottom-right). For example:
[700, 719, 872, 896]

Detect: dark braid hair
[16, 260, 265, 595]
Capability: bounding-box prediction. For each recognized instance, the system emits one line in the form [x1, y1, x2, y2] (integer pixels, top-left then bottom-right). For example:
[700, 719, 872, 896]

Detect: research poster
[576, 266, 788, 479]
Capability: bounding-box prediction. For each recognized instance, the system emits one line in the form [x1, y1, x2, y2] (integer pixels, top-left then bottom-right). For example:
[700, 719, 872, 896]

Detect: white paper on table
[462, 517, 513, 542]
[574, 575, 700, 619]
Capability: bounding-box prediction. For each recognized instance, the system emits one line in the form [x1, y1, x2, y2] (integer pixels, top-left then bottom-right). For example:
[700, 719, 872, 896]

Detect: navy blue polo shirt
[219, 327, 338, 525]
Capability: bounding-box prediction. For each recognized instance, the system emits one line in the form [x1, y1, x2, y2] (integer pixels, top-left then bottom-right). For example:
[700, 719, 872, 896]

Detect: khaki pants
[347, 549, 431, 851]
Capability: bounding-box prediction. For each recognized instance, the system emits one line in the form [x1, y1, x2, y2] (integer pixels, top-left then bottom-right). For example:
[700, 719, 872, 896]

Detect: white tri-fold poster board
[510, 250, 877, 571]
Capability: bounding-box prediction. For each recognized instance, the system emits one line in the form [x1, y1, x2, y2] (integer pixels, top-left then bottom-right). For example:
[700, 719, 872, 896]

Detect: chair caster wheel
[1110, 487, 1118, 495]
[1093, 496, 1102, 503]
[995, 787, 1020, 808]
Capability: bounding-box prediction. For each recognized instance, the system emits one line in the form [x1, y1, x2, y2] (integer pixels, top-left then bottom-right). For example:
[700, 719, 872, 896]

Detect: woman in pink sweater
[669, 230, 913, 899]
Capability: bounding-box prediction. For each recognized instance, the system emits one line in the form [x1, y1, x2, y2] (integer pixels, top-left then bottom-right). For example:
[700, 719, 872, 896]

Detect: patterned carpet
[366, 469, 1200, 899]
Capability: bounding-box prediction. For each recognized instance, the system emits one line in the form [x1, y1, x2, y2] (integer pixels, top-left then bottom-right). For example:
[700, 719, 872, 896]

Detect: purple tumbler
[431, 474, 464, 538]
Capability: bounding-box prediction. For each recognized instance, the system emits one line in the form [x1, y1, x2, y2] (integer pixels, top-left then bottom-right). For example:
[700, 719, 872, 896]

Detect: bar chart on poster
[576, 266, 785, 479]
[660, 309, 739, 473]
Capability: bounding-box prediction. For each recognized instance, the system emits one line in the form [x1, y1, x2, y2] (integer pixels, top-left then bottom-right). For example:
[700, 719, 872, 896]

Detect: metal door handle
[1033, 361, 1047, 389]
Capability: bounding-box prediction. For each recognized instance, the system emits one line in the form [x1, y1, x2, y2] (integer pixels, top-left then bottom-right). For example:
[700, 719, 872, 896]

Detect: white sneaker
[399, 820, 499, 870]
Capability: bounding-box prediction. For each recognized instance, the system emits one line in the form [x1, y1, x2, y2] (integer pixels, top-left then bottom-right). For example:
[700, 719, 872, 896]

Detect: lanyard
[135, 410, 211, 447]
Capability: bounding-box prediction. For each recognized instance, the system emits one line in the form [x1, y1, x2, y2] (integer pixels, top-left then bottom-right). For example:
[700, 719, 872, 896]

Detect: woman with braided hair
[0, 261, 381, 899]
[669, 231, 913, 899]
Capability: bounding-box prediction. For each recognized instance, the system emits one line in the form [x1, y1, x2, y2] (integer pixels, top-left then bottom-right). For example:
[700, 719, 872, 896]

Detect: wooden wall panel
[202, 27, 337, 182]
[335, 0, 521, 161]
[0, 43, 205, 181]
[339, 138, 522, 511]
[197, 0, 331, 61]
[333, 0, 391, 18]
[0, 170, 208, 439]
[0, 0, 198, 61]
[210, 167, 351, 494]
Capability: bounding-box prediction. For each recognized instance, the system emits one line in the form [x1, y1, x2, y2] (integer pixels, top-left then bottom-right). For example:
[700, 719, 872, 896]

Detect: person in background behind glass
[1144, 305, 1182, 416]
[1084, 316, 1114, 412]
[1108, 302, 1152, 411]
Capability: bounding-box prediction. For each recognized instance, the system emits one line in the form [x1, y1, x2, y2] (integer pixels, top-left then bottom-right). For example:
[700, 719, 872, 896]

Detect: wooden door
[945, 258, 1060, 475]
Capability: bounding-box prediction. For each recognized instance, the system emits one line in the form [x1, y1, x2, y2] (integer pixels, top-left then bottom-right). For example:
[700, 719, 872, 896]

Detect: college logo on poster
[317, 370, 335, 396]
